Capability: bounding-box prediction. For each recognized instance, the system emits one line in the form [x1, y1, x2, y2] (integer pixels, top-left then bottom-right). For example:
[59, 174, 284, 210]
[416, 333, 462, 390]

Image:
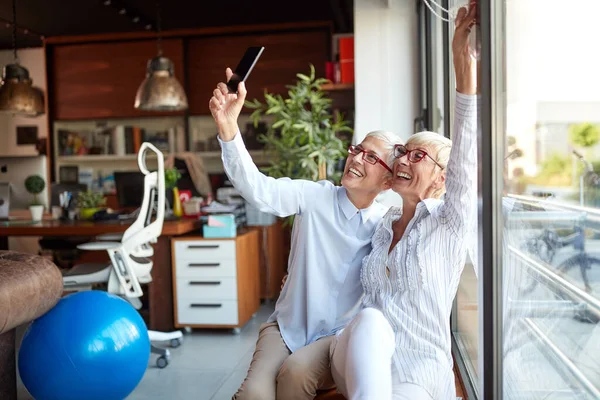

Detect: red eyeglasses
[348, 145, 393, 173]
[393, 144, 444, 170]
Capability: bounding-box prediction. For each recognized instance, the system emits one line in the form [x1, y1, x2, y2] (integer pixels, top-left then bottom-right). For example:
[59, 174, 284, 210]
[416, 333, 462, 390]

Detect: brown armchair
[0, 251, 63, 400]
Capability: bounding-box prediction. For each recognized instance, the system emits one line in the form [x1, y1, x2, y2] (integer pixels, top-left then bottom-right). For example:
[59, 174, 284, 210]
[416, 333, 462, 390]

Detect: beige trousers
[232, 321, 336, 400]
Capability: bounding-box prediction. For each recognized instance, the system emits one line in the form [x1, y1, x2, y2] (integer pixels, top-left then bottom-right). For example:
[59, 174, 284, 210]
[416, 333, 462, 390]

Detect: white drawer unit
[176, 277, 238, 300]
[177, 299, 239, 326]
[171, 231, 261, 330]
[174, 240, 236, 262]
[176, 258, 237, 279]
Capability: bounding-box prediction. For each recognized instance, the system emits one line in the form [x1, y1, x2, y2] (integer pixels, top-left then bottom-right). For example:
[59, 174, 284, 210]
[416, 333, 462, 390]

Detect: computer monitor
[114, 171, 145, 209]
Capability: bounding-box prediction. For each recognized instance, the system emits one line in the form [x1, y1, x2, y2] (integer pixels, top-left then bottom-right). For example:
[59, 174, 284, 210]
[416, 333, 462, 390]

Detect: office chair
[62, 142, 183, 369]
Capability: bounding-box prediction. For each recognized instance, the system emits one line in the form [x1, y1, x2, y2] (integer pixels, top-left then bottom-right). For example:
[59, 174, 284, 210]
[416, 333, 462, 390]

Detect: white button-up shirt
[219, 134, 389, 352]
[360, 93, 478, 399]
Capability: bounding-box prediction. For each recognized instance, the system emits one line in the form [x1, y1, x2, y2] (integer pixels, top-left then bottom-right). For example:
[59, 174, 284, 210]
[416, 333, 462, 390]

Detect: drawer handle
[189, 281, 221, 286]
[188, 263, 220, 267]
[188, 245, 220, 249]
[190, 303, 222, 308]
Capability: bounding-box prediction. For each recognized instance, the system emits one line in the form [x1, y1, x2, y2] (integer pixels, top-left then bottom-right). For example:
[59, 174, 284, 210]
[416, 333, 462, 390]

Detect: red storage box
[339, 37, 354, 84]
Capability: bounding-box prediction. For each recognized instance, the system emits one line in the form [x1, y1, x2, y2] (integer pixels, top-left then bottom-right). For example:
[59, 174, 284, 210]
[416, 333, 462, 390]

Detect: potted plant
[245, 65, 352, 225]
[24, 175, 45, 221]
[245, 64, 352, 184]
[76, 189, 107, 220]
[165, 167, 182, 217]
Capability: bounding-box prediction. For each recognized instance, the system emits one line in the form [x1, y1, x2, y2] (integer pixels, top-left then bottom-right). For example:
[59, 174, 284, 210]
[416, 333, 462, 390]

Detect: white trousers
[330, 308, 433, 400]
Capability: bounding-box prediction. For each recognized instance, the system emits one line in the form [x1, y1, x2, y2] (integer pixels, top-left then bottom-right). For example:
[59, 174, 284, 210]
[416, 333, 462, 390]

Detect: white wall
[354, 0, 420, 144]
[0, 47, 50, 211]
[354, 0, 420, 207]
[0, 155, 48, 209]
[0, 48, 49, 253]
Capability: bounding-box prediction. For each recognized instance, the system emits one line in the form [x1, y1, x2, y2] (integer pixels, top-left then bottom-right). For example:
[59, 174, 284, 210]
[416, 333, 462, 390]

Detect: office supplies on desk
[59, 191, 72, 208]
[216, 187, 245, 205]
[202, 201, 246, 227]
[203, 214, 236, 238]
[201, 201, 238, 213]
[182, 196, 203, 217]
[51, 183, 87, 217]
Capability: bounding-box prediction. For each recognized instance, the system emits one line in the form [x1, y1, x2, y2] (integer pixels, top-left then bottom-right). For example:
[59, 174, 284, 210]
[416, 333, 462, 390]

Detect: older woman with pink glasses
[328, 5, 478, 400]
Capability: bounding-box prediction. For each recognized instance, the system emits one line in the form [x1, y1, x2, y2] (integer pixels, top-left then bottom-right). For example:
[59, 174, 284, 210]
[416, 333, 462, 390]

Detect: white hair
[406, 131, 452, 169]
[406, 131, 452, 198]
[362, 130, 404, 166]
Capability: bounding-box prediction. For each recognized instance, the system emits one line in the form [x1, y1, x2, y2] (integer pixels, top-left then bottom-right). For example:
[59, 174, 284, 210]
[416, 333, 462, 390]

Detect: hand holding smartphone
[226, 46, 265, 94]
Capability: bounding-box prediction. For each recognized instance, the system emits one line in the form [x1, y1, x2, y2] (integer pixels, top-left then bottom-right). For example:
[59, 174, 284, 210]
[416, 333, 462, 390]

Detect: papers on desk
[201, 201, 238, 214]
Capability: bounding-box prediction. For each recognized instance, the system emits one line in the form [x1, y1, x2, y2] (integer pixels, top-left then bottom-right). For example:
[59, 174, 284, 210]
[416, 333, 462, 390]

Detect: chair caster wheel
[157, 356, 169, 369]
[232, 328, 241, 335]
[170, 338, 182, 348]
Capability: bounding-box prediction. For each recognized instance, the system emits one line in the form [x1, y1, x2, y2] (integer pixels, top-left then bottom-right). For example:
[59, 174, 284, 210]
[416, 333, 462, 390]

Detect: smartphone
[226, 46, 265, 93]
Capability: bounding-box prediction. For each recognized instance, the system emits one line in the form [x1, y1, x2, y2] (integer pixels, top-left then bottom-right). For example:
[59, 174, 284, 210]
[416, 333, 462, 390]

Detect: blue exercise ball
[18, 290, 150, 400]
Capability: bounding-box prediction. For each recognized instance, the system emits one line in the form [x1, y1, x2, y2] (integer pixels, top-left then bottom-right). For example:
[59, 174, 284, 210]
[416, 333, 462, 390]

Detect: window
[488, 0, 600, 398]
[420, 1, 600, 397]
[418, 1, 481, 395]
[417, 0, 449, 136]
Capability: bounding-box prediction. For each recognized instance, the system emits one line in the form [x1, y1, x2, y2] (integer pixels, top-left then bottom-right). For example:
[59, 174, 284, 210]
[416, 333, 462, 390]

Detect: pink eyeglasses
[348, 145, 393, 173]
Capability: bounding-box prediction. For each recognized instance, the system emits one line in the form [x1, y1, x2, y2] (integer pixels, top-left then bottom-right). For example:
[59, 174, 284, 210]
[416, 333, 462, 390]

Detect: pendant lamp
[134, 0, 188, 111]
[0, 0, 45, 116]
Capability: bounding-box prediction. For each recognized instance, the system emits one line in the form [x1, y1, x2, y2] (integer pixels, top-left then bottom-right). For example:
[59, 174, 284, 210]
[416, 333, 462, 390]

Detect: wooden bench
[315, 389, 345, 399]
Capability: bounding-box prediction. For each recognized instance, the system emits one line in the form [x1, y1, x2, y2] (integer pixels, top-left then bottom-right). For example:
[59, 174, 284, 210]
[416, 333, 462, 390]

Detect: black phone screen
[226, 46, 265, 93]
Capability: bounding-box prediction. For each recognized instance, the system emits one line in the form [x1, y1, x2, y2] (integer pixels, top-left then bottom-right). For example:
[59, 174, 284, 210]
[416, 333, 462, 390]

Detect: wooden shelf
[321, 83, 354, 91]
[58, 155, 137, 162]
[198, 150, 268, 158]
[57, 154, 162, 162]
[56, 150, 267, 162]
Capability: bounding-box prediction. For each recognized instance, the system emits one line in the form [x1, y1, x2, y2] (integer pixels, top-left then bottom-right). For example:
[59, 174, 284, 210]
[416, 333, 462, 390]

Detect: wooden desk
[248, 221, 289, 300]
[0, 218, 202, 332]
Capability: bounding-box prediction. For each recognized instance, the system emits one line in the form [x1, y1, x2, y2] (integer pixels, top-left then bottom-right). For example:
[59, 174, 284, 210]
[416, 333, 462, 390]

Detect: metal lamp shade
[0, 63, 45, 116]
[134, 56, 188, 111]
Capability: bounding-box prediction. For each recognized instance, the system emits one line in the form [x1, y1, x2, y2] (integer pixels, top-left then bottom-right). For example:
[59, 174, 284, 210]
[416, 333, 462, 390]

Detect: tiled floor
[16, 303, 274, 400]
[16, 301, 469, 399]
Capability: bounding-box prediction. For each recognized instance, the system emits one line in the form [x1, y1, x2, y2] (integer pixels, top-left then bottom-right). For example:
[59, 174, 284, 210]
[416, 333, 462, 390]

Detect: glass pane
[430, 6, 445, 136]
[448, 0, 480, 394]
[502, 1, 600, 398]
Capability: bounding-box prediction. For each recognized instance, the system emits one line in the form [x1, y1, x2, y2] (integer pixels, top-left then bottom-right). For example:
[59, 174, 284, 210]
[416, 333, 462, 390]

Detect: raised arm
[209, 68, 321, 217]
[442, 4, 478, 236]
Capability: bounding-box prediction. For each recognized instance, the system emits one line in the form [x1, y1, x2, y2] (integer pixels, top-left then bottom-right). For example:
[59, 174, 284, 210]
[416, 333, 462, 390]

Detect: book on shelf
[57, 124, 183, 158]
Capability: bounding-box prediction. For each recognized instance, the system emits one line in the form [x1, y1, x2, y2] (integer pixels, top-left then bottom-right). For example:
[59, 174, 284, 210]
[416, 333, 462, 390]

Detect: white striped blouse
[359, 93, 478, 400]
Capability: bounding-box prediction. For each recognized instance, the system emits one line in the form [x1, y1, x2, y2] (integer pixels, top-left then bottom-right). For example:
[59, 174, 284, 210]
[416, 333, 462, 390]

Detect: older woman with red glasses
[328, 6, 478, 400]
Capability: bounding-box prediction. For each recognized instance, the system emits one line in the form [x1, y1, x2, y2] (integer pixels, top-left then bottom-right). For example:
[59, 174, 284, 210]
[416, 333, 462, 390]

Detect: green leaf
[272, 119, 286, 129]
[569, 123, 600, 148]
[264, 93, 278, 104]
[266, 106, 282, 115]
[244, 99, 261, 109]
[249, 109, 263, 126]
